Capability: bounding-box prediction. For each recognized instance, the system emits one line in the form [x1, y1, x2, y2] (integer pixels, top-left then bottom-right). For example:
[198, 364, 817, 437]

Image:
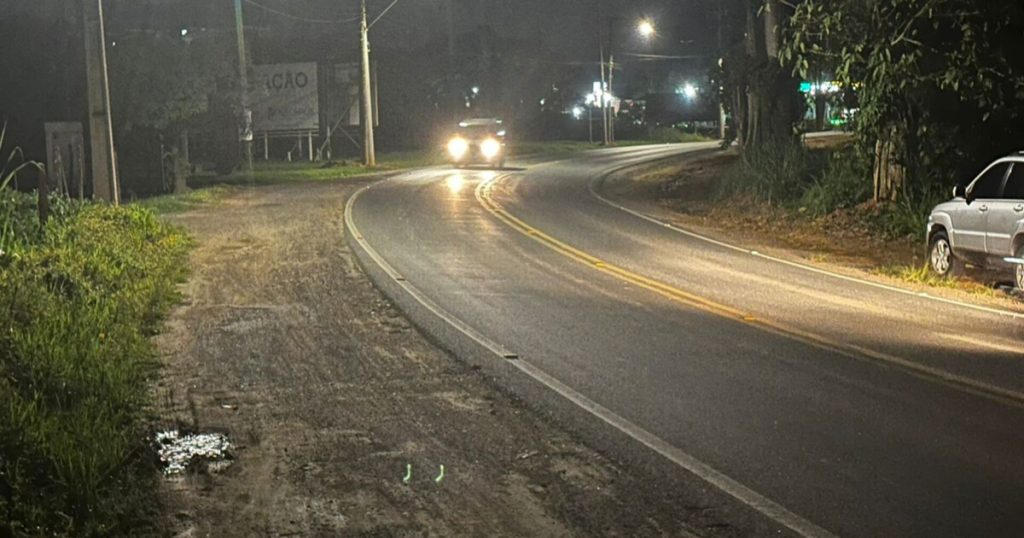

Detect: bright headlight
[481, 138, 501, 159]
[448, 137, 469, 159]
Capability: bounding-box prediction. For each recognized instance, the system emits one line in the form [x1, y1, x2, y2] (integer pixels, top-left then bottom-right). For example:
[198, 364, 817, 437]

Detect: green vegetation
[874, 263, 997, 297]
[137, 184, 236, 215]
[189, 151, 441, 188]
[1, 172, 191, 533]
[784, 0, 1024, 203]
[1, 197, 190, 535]
[717, 140, 937, 241]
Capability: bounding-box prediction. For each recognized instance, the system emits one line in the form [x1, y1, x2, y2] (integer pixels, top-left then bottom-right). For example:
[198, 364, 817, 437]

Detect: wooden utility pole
[233, 0, 254, 173]
[82, 0, 119, 204]
[360, 0, 376, 166]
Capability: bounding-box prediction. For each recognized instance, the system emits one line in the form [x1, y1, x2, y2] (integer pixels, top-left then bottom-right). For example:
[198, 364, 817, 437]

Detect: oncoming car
[927, 152, 1024, 288]
[446, 118, 507, 168]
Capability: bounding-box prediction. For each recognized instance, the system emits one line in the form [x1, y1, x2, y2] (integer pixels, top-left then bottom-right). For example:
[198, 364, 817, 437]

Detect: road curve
[347, 144, 1024, 537]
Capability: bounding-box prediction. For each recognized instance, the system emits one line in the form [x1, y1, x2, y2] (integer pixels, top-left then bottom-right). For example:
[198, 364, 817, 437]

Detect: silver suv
[928, 152, 1024, 288]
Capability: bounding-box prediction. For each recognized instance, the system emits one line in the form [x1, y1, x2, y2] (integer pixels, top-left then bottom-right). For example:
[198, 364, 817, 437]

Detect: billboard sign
[252, 62, 319, 133]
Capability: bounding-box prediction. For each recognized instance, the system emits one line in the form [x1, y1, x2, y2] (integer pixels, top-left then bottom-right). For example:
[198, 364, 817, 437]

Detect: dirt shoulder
[151, 180, 744, 537]
[601, 150, 1024, 313]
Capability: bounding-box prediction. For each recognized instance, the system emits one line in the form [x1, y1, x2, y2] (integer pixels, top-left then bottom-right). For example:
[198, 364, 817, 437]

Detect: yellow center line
[475, 176, 1024, 409]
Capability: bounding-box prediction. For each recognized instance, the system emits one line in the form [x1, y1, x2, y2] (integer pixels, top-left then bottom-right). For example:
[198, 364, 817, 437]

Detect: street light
[638, 19, 655, 39]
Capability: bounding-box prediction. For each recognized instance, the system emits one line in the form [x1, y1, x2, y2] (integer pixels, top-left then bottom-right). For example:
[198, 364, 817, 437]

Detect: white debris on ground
[156, 430, 232, 476]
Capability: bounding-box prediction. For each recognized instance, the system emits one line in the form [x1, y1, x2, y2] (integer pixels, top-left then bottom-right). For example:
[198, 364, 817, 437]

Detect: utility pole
[233, 0, 253, 173]
[607, 53, 615, 144]
[600, 46, 609, 146]
[83, 0, 120, 204]
[446, 0, 457, 120]
[360, 0, 376, 166]
[606, 17, 616, 145]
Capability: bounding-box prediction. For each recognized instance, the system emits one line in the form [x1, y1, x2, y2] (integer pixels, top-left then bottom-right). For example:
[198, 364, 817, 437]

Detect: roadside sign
[252, 63, 320, 133]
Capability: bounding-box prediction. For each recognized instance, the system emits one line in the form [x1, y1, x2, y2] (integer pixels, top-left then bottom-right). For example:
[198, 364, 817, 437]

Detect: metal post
[308, 132, 314, 162]
[360, 0, 376, 166]
[234, 0, 254, 173]
[264, 131, 270, 160]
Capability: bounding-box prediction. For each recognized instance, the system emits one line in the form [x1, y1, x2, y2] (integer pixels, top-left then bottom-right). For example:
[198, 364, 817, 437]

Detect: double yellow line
[476, 175, 1024, 409]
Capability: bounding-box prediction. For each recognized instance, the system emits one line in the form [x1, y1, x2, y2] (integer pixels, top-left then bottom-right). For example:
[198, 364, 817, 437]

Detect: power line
[242, 0, 358, 25]
[369, 0, 401, 28]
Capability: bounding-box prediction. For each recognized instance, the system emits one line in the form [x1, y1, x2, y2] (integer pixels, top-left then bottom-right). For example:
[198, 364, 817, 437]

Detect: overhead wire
[242, 0, 359, 25]
[369, 0, 401, 28]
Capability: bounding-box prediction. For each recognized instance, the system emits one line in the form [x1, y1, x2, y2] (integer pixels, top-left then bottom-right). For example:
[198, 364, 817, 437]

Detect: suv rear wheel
[929, 231, 964, 278]
[1015, 246, 1024, 290]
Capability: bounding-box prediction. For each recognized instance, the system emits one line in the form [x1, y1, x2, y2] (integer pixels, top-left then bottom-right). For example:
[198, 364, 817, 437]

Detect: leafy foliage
[783, 1, 1024, 199]
[0, 199, 191, 536]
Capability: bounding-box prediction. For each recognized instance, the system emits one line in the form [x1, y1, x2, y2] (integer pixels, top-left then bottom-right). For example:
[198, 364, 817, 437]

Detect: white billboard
[252, 63, 320, 133]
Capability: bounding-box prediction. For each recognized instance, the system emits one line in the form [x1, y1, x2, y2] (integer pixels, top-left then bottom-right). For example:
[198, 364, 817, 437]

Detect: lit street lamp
[638, 20, 656, 39]
[600, 18, 658, 146]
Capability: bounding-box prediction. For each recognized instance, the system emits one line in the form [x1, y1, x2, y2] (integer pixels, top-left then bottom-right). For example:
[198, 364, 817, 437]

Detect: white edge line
[345, 178, 837, 538]
[587, 173, 1024, 321]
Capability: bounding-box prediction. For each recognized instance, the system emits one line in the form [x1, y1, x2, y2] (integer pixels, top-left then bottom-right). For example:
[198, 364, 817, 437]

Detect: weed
[1, 200, 191, 535]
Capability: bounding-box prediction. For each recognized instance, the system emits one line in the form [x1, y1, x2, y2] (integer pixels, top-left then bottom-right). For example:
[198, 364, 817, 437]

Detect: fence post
[38, 167, 50, 225]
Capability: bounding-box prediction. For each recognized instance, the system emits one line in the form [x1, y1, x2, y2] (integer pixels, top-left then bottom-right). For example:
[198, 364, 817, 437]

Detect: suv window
[971, 163, 1009, 199]
[1002, 163, 1024, 200]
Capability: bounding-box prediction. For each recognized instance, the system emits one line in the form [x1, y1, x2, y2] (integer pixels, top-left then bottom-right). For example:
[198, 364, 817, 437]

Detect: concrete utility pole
[600, 47, 609, 146]
[360, 0, 376, 166]
[606, 17, 616, 145]
[234, 0, 254, 173]
[83, 0, 120, 204]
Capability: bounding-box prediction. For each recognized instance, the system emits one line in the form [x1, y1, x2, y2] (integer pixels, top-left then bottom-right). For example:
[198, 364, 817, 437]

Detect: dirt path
[151, 180, 739, 537]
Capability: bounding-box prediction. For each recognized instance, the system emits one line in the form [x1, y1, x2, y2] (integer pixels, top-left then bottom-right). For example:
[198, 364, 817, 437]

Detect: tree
[784, 0, 1024, 202]
[720, 0, 803, 151]
[108, 30, 232, 193]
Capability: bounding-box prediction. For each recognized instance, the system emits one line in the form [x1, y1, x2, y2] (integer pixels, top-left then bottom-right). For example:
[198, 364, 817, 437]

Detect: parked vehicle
[927, 152, 1024, 288]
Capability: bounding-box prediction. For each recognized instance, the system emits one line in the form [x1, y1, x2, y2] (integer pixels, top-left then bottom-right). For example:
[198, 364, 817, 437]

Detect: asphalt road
[348, 144, 1024, 537]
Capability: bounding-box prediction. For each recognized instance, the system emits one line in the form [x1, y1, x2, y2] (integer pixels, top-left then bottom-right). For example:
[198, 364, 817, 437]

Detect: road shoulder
[598, 151, 1024, 315]
[151, 180, 751, 537]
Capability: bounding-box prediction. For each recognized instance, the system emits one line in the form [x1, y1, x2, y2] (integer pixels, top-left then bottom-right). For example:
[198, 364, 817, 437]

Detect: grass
[137, 184, 237, 215]
[874, 263, 999, 297]
[189, 150, 441, 188]
[139, 136, 715, 218]
[0, 195, 191, 536]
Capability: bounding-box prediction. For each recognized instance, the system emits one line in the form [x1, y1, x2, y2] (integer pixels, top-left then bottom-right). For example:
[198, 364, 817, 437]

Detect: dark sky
[225, 0, 714, 61]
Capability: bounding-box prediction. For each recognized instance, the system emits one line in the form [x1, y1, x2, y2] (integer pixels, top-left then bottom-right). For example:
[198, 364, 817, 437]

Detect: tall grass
[1, 136, 191, 534]
[717, 140, 813, 203]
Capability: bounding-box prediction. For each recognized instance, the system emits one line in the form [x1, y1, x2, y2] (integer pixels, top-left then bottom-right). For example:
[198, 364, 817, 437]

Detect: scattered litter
[156, 430, 232, 476]
[517, 450, 539, 460]
[220, 403, 238, 411]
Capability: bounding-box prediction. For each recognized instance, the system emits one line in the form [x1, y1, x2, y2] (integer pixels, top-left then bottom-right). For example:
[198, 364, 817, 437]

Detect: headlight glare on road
[481, 138, 501, 159]
[448, 137, 469, 159]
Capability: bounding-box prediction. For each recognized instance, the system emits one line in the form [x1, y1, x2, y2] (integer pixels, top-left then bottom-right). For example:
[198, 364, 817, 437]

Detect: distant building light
[677, 83, 698, 100]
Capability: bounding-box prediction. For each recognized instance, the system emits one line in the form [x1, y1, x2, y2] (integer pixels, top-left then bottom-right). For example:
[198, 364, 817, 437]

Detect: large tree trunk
[737, 0, 798, 151]
[873, 126, 906, 202]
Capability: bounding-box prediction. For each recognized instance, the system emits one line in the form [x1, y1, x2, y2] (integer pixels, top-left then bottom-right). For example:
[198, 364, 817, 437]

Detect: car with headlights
[446, 118, 507, 168]
[927, 152, 1024, 288]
